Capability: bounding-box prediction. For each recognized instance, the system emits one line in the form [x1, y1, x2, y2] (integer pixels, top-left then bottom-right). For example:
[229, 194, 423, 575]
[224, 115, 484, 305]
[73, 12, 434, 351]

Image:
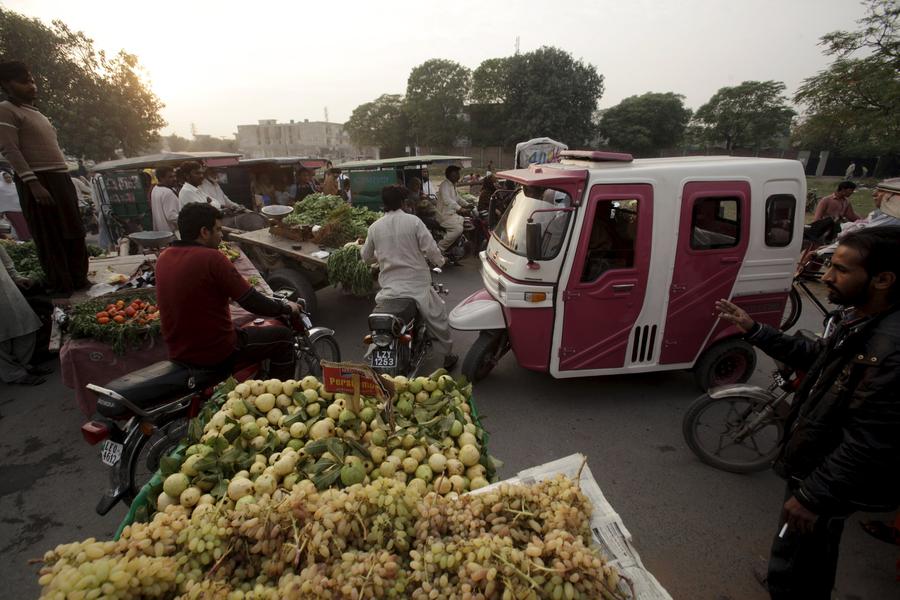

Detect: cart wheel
[462, 331, 508, 383]
[266, 268, 318, 316]
[693, 339, 757, 391]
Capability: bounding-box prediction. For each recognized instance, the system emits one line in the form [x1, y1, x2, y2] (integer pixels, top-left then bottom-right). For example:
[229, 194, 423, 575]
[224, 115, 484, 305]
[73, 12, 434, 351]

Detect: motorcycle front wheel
[682, 392, 784, 474]
[295, 335, 341, 379]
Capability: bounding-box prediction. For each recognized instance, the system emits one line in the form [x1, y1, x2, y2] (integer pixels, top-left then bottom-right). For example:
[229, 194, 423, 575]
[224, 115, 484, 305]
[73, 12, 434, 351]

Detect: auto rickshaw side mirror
[525, 220, 542, 263]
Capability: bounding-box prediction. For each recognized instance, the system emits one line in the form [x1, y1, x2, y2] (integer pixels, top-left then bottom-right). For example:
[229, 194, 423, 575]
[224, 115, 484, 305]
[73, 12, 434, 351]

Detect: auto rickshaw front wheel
[693, 339, 757, 391]
[462, 331, 509, 383]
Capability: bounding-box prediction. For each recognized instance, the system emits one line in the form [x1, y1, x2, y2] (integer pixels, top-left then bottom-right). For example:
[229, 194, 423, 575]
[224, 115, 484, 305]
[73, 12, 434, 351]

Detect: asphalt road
[1, 259, 896, 599]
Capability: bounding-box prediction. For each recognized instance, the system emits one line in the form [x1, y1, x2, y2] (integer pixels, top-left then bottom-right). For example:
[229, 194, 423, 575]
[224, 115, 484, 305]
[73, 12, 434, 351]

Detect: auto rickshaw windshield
[495, 186, 573, 260]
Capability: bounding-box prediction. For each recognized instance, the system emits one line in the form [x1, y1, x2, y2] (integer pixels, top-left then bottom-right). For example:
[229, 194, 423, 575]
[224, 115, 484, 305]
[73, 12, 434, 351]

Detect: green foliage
[792, 0, 899, 162]
[0, 239, 45, 280]
[283, 193, 380, 246]
[1, 240, 103, 282]
[599, 92, 692, 156]
[344, 94, 410, 156]
[692, 80, 795, 151]
[469, 47, 604, 147]
[0, 8, 165, 160]
[326, 244, 375, 296]
[406, 59, 472, 147]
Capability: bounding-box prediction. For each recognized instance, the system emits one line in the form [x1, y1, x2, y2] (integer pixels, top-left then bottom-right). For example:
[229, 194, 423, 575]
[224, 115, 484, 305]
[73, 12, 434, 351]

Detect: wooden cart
[227, 228, 332, 315]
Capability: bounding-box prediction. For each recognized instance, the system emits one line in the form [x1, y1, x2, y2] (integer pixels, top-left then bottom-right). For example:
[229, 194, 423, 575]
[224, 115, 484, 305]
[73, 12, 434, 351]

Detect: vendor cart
[227, 228, 331, 316]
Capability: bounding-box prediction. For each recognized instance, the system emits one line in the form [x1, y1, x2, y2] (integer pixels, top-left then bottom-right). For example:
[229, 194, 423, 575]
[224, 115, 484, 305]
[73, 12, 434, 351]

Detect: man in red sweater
[155, 203, 301, 378]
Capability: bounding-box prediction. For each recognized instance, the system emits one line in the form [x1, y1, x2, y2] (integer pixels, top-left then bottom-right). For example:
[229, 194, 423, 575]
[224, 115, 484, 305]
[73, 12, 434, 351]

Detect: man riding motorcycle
[360, 185, 457, 370]
[435, 165, 465, 255]
[155, 203, 302, 379]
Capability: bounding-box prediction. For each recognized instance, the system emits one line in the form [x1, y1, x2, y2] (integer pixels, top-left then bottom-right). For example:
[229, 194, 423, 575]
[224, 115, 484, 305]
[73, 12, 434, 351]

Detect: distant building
[236, 119, 376, 160]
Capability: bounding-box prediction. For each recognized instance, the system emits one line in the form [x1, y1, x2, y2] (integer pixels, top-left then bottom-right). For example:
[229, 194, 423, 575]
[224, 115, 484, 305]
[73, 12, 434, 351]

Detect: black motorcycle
[81, 295, 338, 514]
[365, 270, 448, 377]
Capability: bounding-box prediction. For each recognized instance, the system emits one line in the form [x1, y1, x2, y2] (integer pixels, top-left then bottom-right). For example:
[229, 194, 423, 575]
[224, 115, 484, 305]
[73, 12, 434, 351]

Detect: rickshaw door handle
[720, 256, 739, 264]
[612, 283, 635, 291]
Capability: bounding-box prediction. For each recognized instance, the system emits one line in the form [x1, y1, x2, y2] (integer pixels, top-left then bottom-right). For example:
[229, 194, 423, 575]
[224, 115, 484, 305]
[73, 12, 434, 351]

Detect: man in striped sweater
[0, 61, 88, 296]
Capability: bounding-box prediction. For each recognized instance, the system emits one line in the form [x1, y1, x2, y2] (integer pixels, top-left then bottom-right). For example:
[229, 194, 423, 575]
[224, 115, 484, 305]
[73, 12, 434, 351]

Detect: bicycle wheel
[779, 285, 802, 331]
[682, 392, 784, 474]
[295, 335, 341, 379]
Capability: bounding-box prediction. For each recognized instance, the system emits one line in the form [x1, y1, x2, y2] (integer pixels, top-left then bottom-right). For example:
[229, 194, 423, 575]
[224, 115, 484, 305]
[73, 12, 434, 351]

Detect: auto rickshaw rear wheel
[693, 339, 757, 391]
[462, 331, 509, 383]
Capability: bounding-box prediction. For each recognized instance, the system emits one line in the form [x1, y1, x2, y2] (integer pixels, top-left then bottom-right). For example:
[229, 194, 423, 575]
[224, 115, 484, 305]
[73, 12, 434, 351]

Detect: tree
[599, 92, 692, 156]
[692, 81, 795, 151]
[344, 94, 411, 156]
[0, 8, 165, 160]
[470, 47, 604, 147]
[793, 0, 899, 167]
[405, 59, 471, 147]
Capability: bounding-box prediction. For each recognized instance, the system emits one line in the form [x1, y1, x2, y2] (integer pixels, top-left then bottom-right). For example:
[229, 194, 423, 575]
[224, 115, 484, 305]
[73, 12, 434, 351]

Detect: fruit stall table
[60, 249, 272, 417]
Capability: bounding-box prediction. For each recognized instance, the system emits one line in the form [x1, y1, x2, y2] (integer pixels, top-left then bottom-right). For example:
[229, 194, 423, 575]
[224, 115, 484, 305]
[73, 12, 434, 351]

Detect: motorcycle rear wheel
[682, 392, 784, 474]
[124, 417, 189, 504]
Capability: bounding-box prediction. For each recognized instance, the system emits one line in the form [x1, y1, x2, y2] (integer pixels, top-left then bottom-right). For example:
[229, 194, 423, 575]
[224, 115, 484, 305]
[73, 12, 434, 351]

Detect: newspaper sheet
[471, 454, 673, 600]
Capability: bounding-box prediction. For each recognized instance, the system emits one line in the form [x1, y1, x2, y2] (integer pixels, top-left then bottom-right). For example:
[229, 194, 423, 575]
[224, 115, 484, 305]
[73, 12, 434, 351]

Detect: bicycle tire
[779, 285, 803, 331]
[682, 392, 783, 474]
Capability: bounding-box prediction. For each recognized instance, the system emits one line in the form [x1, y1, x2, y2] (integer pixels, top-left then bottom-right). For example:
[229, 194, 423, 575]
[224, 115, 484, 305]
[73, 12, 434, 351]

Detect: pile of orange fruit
[95, 298, 159, 326]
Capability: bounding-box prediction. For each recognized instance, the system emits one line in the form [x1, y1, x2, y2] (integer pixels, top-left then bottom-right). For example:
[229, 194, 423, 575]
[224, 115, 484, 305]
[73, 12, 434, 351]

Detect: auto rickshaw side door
[659, 181, 751, 364]
[557, 184, 653, 371]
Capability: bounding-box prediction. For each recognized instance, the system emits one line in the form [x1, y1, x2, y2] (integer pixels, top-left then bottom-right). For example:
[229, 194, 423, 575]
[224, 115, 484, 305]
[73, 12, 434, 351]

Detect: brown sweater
[0, 100, 68, 183]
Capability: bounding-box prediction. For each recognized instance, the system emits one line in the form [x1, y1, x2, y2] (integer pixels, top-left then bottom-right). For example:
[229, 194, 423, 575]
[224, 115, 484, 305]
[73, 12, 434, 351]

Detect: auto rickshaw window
[764, 194, 796, 247]
[496, 187, 572, 260]
[580, 199, 638, 282]
[690, 197, 740, 250]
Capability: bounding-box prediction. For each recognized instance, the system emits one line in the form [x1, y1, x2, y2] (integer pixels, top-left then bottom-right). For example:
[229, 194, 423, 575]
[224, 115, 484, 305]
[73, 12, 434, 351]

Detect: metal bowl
[261, 205, 293, 221]
[128, 230, 175, 249]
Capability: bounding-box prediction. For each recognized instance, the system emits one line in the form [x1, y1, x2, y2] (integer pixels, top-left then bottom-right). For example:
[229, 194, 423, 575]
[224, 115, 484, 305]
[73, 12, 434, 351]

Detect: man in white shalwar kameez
[361, 185, 458, 369]
[435, 165, 465, 253]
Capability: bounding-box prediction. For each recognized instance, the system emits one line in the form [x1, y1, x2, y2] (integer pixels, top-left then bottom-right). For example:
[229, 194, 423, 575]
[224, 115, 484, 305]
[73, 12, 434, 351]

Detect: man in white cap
[836, 178, 900, 240]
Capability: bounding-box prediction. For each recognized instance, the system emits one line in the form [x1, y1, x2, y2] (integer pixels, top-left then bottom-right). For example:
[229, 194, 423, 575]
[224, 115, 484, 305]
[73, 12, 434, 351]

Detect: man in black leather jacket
[715, 226, 900, 600]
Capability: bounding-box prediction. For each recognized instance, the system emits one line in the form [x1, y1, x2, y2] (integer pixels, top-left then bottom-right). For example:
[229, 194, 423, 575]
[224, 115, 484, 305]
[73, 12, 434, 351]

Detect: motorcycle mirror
[525, 220, 542, 263]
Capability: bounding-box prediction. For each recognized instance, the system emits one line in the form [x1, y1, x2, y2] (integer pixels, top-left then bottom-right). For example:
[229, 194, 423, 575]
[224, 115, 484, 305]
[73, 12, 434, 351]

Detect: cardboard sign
[320, 361, 394, 400]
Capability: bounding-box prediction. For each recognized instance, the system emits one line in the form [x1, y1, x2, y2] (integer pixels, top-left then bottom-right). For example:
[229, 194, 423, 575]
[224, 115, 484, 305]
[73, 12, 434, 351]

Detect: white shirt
[436, 180, 461, 221]
[199, 178, 239, 209]
[151, 185, 180, 233]
[361, 210, 444, 298]
[178, 181, 214, 209]
[0, 176, 21, 213]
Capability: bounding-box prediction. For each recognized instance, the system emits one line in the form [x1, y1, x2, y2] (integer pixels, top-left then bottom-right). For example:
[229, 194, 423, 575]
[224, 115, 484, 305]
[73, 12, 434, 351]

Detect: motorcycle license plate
[372, 350, 397, 368]
[100, 440, 123, 467]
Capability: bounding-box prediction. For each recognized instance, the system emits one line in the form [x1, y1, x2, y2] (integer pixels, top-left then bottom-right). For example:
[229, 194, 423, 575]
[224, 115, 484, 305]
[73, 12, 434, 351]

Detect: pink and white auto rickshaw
[449, 151, 805, 389]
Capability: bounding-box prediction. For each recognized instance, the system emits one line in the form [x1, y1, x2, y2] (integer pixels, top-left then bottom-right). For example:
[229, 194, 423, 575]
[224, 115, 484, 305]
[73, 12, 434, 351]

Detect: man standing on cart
[715, 226, 900, 599]
[361, 185, 457, 370]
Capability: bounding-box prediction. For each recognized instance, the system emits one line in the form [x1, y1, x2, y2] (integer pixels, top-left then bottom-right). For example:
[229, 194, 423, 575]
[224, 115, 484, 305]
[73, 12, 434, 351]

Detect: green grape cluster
[37, 476, 631, 600]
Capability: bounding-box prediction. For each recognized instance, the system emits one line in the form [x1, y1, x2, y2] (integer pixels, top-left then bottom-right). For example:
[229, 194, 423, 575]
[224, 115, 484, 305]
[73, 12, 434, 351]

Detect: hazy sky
[5, 0, 868, 138]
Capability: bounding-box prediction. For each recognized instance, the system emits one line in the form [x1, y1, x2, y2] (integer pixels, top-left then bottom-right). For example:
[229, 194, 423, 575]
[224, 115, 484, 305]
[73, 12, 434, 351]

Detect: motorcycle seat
[96, 360, 225, 418]
[369, 298, 418, 331]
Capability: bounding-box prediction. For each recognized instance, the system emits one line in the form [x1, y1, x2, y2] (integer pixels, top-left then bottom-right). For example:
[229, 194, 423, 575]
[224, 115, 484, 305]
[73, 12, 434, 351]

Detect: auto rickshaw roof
[496, 163, 589, 187]
[338, 155, 471, 170]
[93, 151, 242, 172]
[238, 157, 329, 169]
